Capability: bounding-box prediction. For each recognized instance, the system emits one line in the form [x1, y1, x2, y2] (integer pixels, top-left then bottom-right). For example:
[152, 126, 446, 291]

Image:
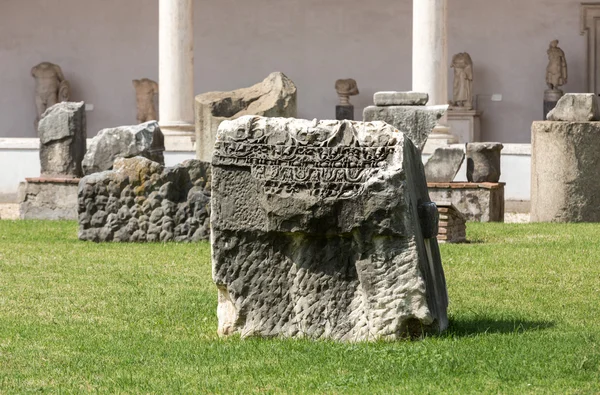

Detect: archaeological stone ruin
[211, 115, 448, 341]
[78, 157, 211, 242]
[195, 72, 297, 162]
[532, 93, 600, 222]
[19, 102, 87, 220]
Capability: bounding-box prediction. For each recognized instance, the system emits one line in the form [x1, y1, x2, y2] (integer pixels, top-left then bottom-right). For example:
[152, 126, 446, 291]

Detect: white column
[159, 0, 195, 151]
[412, 0, 457, 151]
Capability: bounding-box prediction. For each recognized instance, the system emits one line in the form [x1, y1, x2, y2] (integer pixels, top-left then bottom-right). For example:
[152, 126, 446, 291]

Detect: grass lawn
[0, 221, 599, 393]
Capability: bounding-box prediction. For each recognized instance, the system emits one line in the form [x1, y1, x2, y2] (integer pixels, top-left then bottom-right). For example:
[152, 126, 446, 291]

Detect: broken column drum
[211, 116, 448, 341]
[466, 143, 503, 183]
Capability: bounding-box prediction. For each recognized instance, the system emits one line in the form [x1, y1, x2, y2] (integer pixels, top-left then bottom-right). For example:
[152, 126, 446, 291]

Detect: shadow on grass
[446, 317, 555, 337]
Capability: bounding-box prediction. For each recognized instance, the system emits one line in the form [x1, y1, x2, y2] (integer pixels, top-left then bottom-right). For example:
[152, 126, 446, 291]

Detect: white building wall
[0, 0, 588, 143]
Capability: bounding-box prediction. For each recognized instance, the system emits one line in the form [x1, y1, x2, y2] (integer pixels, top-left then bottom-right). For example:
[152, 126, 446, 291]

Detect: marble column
[412, 0, 457, 152]
[159, 0, 195, 151]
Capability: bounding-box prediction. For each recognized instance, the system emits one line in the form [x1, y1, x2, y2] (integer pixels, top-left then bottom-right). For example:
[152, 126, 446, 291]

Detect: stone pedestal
[336, 105, 354, 120]
[18, 178, 79, 220]
[428, 182, 505, 222]
[543, 89, 563, 120]
[531, 121, 600, 222]
[447, 109, 481, 143]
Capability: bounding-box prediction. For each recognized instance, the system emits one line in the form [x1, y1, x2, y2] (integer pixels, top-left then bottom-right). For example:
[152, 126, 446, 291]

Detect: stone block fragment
[374, 91, 429, 106]
[547, 93, 600, 122]
[78, 156, 211, 242]
[531, 121, 600, 222]
[195, 72, 297, 161]
[37, 101, 86, 177]
[424, 147, 465, 183]
[211, 116, 449, 341]
[363, 105, 448, 152]
[82, 121, 165, 175]
[466, 143, 503, 183]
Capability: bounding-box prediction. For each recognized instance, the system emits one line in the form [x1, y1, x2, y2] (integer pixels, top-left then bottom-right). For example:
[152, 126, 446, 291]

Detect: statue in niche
[546, 39, 568, 91]
[450, 53, 473, 110]
[335, 79, 359, 106]
[133, 78, 159, 123]
[31, 62, 71, 128]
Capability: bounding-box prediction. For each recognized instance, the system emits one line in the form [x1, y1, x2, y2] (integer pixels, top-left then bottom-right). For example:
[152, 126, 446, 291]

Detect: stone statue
[335, 78, 359, 106]
[450, 53, 473, 110]
[546, 40, 568, 91]
[133, 78, 159, 123]
[31, 62, 71, 128]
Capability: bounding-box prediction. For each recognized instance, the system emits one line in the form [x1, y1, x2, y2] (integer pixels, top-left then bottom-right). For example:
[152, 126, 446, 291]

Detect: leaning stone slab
[82, 121, 165, 175]
[363, 105, 448, 152]
[531, 121, 600, 222]
[38, 102, 86, 178]
[211, 116, 448, 341]
[374, 91, 429, 106]
[78, 156, 211, 242]
[424, 147, 465, 183]
[547, 93, 600, 122]
[195, 72, 297, 162]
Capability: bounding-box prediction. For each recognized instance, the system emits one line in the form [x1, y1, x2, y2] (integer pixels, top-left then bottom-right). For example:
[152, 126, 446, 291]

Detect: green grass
[0, 221, 599, 393]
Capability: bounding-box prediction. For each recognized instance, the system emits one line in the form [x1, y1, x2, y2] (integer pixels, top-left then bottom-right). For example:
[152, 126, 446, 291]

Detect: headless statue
[31, 62, 70, 129]
[133, 78, 159, 123]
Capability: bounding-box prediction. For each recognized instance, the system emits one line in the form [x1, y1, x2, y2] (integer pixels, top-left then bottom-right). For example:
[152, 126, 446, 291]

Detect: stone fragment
[82, 121, 165, 175]
[363, 105, 448, 151]
[211, 116, 448, 341]
[547, 93, 600, 122]
[78, 156, 211, 242]
[195, 72, 297, 161]
[373, 91, 429, 106]
[428, 182, 505, 222]
[18, 177, 79, 220]
[531, 121, 600, 222]
[424, 147, 465, 183]
[37, 102, 86, 178]
[466, 143, 503, 183]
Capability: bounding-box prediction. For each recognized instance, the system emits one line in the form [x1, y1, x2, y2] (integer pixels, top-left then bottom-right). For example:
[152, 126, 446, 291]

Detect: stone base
[160, 123, 196, 152]
[447, 109, 481, 143]
[437, 204, 467, 244]
[18, 177, 79, 220]
[428, 182, 505, 222]
[336, 105, 354, 120]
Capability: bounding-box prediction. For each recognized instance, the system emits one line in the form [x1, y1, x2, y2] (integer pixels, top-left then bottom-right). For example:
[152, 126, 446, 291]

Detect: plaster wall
[0, 0, 588, 143]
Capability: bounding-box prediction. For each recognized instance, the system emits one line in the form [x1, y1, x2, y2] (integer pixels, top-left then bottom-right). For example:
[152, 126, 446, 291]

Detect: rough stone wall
[211, 116, 448, 342]
[78, 157, 211, 242]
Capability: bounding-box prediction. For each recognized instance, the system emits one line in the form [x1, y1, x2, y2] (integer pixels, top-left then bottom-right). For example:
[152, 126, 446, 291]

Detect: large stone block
[428, 182, 505, 222]
[78, 156, 211, 242]
[547, 93, 600, 122]
[363, 105, 448, 152]
[531, 121, 600, 222]
[18, 178, 79, 220]
[466, 143, 503, 183]
[195, 72, 297, 162]
[37, 102, 86, 178]
[82, 121, 165, 175]
[211, 116, 448, 341]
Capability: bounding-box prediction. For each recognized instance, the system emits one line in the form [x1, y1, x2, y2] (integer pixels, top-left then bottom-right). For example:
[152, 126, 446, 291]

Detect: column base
[160, 122, 196, 152]
[423, 125, 459, 154]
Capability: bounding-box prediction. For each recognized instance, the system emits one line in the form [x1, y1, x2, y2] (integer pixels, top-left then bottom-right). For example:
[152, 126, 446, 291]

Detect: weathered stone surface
[428, 182, 505, 222]
[466, 143, 503, 183]
[38, 102, 86, 178]
[363, 104, 448, 151]
[195, 72, 297, 161]
[18, 178, 79, 220]
[211, 116, 448, 341]
[374, 91, 429, 106]
[531, 121, 600, 222]
[82, 121, 165, 175]
[547, 93, 600, 122]
[424, 147, 465, 183]
[78, 156, 211, 242]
